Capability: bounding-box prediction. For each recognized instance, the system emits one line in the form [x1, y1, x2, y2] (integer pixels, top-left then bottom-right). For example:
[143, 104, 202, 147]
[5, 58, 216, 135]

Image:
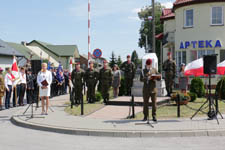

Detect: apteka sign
[180, 40, 222, 49]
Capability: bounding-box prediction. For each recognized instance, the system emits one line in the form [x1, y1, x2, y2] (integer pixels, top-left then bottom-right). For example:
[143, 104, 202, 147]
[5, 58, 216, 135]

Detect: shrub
[190, 77, 205, 98]
[216, 77, 225, 100]
[188, 92, 198, 102]
[119, 77, 125, 96]
[95, 91, 102, 102]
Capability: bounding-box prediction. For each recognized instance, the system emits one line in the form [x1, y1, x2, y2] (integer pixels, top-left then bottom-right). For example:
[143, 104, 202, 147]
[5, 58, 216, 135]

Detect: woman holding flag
[37, 63, 52, 115]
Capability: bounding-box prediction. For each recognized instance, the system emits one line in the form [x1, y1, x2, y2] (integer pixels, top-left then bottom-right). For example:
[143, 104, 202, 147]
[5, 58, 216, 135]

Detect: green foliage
[95, 91, 102, 102]
[188, 92, 198, 102]
[190, 77, 205, 98]
[216, 77, 225, 100]
[119, 77, 125, 96]
[109, 51, 117, 68]
[131, 50, 138, 68]
[117, 55, 123, 68]
[138, 2, 164, 65]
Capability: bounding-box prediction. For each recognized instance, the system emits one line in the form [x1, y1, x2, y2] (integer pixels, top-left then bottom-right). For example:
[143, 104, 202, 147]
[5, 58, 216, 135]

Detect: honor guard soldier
[140, 59, 160, 122]
[71, 62, 85, 106]
[85, 60, 99, 103]
[120, 55, 135, 96]
[99, 60, 112, 103]
[162, 52, 176, 97]
[26, 68, 35, 104]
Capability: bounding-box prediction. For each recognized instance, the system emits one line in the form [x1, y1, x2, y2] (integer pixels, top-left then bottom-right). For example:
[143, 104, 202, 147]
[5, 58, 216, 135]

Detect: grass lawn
[64, 88, 114, 116]
[134, 98, 225, 120]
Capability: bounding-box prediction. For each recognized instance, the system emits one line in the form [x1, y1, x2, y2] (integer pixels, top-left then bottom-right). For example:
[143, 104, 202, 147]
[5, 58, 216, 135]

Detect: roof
[47, 45, 79, 57]
[0, 39, 23, 57]
[173, 0, 225, 10]
[27, 40, 80, 58]
[7, 42, 40, 60]
[160, 8, 175, 21]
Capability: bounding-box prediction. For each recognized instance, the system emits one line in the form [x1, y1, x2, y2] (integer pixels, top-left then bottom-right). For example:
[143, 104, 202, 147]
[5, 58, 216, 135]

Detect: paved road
[0, 107, 225, 150]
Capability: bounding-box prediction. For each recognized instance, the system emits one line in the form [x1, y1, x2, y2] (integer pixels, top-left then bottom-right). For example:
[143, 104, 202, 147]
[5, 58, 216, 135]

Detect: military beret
[146, 59, 152, 65]
[167, 52, 172, 56]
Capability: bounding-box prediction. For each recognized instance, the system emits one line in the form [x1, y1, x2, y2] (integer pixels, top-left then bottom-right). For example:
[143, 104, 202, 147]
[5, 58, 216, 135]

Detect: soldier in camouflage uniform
[162, 52, 176, 97]
[99, 60, 112, 103]
[140, 59, 160, 122]
[71, 62, 85, 106]
[120, 55, 135, 96]
[85, 61, 99, 103]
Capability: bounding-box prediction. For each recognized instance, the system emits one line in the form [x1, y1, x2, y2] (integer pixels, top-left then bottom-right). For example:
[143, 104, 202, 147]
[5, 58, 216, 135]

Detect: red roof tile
[173, 0, 225, 10]
[160, 8, 175, 21]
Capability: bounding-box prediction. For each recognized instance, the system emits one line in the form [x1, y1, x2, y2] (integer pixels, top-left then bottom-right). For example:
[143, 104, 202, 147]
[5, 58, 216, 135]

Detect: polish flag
[11, 56, 19, 79]
[184, 58, 205, 76]
[217, 60, 225, 75]
[69, 58, 73, 73]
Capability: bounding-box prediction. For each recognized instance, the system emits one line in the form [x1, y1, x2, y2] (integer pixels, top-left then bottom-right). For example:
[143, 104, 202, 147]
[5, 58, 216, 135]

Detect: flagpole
[152, 0, 155, 53]
[88, 0, 91, 64]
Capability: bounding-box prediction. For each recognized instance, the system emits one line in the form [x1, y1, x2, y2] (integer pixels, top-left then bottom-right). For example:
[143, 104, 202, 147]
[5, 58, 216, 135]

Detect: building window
[176, 51, 186, 69]
[190, 50, 215, 61]
[220, 50, 225, 62]
[184, 9, 193, 27]
[211, 7, 223, 25]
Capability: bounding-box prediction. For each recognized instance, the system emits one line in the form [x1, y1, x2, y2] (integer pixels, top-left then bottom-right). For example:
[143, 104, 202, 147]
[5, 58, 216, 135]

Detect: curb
[10, 116, 225, 138]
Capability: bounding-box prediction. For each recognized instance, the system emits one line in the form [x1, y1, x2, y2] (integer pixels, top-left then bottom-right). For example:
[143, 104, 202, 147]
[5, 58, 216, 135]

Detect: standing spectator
[18, 67, 26, 106]
[179, 63, 188, 93]
[0, 67, 5, 110]
[26, 68, 35, 104]
[120, 55, 135, 96]
[64, 70, 69, 94]
[56, 64, 64, 95]
[37, 63, 52, 115]
[162, 52, 176, 97]
[99, 60, 112, 103]
[4, 68, 13, 109]
[112, 64, 121, 98]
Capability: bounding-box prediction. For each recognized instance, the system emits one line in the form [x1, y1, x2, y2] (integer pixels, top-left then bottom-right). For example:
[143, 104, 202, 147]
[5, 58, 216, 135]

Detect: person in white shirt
[4, 68, 14, 109]
[18, 67, 26, 106]
[37, 63, 52, 115]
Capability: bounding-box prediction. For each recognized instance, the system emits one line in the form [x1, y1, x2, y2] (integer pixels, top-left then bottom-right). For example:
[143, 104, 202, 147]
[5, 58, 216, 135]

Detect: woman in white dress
[37, 63, 52, 115]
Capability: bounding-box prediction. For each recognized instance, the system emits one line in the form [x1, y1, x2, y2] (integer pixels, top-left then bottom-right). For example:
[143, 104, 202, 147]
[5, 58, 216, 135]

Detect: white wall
[0, 55, 13, 70]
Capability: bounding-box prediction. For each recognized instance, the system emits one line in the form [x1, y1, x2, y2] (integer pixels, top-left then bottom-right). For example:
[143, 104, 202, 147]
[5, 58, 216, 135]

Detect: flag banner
[217, 60, 225, 75]
[184, 58, 205, 77]
[69, 58, 73, 73]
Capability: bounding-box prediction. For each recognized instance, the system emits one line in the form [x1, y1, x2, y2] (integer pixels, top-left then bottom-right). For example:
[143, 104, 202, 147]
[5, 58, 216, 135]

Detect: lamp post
[152, 0, 155, 53]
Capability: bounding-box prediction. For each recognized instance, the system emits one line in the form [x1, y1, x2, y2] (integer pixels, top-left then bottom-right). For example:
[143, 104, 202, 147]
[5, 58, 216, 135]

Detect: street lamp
[152, 0, 155, 53]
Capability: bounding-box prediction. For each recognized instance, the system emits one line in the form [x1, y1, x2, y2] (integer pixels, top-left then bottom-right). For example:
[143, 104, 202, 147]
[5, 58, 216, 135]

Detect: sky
[0, 0, 173, 61]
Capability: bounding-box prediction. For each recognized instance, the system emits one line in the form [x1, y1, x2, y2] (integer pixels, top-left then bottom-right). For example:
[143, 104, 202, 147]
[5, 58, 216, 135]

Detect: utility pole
[152, 0, 155, 53]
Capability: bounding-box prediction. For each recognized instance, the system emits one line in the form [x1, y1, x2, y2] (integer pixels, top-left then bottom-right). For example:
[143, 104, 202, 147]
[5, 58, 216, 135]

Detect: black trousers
[18, 84, 26, 105]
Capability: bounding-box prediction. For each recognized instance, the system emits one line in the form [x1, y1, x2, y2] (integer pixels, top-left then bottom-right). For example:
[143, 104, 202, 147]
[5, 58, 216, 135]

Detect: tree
[131, 50, 138, 68]
[138, 2, 164, 66]
[109, 51, 117, 68]
[117, 55, 123, 67]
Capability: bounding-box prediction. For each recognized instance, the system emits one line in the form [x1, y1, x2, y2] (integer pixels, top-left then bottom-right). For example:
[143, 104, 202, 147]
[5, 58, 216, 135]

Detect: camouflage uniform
[99, 67, 112, 103]
[120, 61, 135, 96]
[71, 68, 85, 105]
[140, 67, 158, 120]
[163, 59, 176, 96]
[85, 68, 98, 103]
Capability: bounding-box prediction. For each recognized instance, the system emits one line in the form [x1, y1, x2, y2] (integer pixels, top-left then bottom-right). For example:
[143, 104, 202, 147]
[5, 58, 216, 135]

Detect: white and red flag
[217, 60, 225, 75]
[184, 58, 205, 76]
[69, 58, 73, 73]
[11, 56, 20, 86]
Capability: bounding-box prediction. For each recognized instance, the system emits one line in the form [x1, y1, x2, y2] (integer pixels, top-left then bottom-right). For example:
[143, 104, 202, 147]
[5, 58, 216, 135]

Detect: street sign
[93, 48, 102, 58]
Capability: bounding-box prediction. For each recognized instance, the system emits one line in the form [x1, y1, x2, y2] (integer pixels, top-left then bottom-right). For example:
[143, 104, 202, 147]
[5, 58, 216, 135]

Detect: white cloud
[161, 2, 173, 8]
[132, 8, 141, 13]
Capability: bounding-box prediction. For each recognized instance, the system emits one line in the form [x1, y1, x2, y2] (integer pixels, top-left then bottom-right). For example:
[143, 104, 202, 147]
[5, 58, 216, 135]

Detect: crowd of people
[0, 63, 70, 112]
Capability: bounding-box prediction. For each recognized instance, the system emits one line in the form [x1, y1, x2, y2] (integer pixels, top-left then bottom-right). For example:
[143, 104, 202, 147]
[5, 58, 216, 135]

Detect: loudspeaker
[31, 60, 42, 74]
[203, 55, 217, 74]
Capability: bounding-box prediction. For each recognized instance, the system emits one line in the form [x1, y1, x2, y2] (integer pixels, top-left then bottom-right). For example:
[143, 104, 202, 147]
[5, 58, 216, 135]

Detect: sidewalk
[11, 94, 225, 137]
